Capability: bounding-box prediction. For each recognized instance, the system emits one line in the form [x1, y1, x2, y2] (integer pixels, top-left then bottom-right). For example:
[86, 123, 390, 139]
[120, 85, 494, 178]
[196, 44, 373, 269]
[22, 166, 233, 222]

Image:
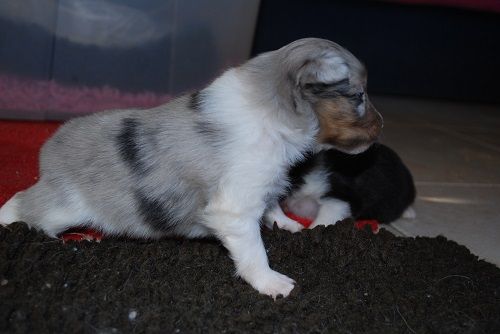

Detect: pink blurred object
[0, 74, 172, 117]
[384, 0, 500, 13]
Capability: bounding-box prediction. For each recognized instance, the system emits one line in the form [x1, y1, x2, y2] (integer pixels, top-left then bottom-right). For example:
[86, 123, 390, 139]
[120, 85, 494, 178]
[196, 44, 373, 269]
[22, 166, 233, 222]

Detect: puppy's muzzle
[315, 99, 383, 154]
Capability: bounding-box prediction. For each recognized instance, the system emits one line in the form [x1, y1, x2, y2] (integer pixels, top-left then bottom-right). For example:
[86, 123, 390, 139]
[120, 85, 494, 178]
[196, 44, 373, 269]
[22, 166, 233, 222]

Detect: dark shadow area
[252, 0, 500, 104]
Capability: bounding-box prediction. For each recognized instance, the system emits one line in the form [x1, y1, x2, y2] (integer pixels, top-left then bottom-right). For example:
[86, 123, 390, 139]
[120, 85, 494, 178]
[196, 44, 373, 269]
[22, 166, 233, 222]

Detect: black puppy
[265, 143, 416, 232]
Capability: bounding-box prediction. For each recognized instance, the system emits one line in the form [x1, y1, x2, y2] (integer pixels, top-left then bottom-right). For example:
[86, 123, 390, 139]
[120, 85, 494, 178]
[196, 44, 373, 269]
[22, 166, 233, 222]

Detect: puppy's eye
[343, 91, 364, 107]
[303, 78, 350, 97]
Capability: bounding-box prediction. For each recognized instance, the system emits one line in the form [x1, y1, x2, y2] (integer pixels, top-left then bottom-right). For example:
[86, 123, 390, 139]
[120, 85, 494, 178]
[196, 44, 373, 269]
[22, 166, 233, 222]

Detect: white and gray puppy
[0, 38, 382, 298]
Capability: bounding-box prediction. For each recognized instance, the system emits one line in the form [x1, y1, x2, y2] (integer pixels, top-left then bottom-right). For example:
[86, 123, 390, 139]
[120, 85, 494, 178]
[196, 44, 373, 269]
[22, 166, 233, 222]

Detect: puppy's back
[20, 95, 225, 237]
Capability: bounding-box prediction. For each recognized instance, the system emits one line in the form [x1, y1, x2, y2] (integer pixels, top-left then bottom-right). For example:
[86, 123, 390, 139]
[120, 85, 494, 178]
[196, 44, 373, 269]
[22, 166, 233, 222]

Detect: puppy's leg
[309, 198, 351, 229]
[0, 192, 23, 226]
[205, 203, 295, 299]
[5, 180, 95, 237]
[264, 202, 304, 233]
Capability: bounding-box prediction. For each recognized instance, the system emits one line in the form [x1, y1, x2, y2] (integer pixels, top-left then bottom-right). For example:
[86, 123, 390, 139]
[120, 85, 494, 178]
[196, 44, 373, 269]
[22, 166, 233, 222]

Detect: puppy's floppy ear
[295, 53, 353, 102]
[296, 52, 350, 87]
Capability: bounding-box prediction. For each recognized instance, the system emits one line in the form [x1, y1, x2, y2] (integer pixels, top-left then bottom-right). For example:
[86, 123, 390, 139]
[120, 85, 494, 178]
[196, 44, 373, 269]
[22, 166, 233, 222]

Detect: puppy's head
[280, 38, 383, 154]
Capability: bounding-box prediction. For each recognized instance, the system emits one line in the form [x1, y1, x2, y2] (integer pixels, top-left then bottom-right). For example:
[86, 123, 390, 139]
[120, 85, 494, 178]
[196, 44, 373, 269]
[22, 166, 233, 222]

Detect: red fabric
[0, 121, 61, 206]
[284, 211, 314, 228]
[285, 210, 381, 234]
[354, 220, 380, 234]
[60, 228, 103, 243]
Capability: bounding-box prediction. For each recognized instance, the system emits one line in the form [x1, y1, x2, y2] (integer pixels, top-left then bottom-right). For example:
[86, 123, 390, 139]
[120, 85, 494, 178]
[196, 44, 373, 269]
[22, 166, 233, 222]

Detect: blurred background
[0, 0, 499, 120]
[253, 0, 500, 104]
[0, 0, 259, 119]
[0, 0, 499, 265]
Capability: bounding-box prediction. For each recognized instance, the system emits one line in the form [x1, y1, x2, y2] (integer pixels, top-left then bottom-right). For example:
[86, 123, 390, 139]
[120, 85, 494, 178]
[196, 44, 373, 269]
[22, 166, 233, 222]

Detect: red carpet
[0, 121, 60, 206]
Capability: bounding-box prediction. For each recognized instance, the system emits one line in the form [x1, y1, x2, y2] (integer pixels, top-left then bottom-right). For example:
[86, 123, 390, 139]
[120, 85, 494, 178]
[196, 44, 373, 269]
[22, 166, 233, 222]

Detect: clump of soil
[1, 220, 499, 333]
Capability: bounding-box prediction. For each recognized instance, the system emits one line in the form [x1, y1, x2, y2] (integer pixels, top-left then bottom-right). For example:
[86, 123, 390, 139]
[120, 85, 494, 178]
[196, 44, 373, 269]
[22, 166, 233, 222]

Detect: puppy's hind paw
[0, 194, 21, 226]
[252, 269, 295, 300]
[272, 217, 305, 233]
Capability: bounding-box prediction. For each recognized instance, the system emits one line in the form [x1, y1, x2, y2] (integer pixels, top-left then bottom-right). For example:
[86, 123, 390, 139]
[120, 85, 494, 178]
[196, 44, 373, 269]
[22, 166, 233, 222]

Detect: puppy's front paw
[252, 269, 295, 299]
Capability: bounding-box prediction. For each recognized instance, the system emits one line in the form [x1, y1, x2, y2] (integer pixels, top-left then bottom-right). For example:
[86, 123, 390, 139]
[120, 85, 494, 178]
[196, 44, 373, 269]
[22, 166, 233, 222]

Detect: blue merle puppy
[0, 38, 382, 298]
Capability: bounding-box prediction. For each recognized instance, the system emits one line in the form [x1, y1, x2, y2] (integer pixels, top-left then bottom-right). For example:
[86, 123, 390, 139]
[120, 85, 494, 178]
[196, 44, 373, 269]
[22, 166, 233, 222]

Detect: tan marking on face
[315, 98, 382, 152]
